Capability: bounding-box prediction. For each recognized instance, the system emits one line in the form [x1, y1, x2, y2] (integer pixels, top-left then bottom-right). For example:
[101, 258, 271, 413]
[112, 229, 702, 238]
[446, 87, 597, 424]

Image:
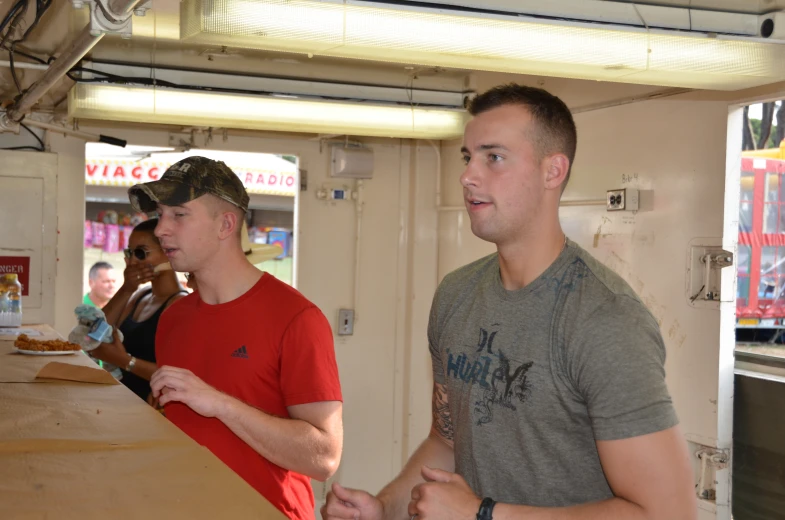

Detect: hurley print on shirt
[445, 324, 534, 426]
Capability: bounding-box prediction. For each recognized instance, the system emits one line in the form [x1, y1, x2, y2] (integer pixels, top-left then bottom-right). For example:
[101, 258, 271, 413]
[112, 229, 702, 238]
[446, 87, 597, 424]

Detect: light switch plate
[338, 309, 354, 335]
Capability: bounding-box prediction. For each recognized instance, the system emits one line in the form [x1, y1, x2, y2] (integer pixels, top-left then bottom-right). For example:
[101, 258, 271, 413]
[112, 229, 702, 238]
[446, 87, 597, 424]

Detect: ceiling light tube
[68, 83, 468, 139]
[180, 0, 785, 90]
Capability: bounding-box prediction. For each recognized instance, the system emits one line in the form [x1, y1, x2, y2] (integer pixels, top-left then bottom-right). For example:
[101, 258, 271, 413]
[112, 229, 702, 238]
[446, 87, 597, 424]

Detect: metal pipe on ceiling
[0, 60, 49, 71]
[23, 118, 128, 146]
[6, 26, 101, 122]
[108, 0, 141, 16]
[5, 0, 143, 123]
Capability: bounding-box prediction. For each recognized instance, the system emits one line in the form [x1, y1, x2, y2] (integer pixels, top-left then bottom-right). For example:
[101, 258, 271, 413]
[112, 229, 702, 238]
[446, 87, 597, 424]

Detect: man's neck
[496, 222, 566, 291]
[89, 292, 108, 308]
[195, 252, 263, 305]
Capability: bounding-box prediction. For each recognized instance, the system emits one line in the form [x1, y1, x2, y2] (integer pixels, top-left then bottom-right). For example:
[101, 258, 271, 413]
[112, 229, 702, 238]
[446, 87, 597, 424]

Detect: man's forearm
[217, 394, 340, 481]
[492, 498, 647, 520]
[377, 432, 455, 520]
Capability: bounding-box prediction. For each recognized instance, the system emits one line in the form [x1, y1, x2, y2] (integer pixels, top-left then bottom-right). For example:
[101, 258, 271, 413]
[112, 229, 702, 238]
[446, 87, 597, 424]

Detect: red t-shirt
[156, 273, 342, 520]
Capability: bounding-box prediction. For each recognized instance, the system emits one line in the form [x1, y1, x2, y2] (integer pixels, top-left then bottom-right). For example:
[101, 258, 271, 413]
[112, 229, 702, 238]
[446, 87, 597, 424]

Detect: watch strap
[476, 497, 496, 520]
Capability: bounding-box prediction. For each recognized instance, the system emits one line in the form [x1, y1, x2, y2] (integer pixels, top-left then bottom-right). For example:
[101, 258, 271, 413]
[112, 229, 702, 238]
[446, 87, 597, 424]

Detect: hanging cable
[0, 0, 26, 38]
[0, 145, 41, 150]
[0, 0, 28, 51]
[20, 121, 43, 150]
[0, 0, 52, 94]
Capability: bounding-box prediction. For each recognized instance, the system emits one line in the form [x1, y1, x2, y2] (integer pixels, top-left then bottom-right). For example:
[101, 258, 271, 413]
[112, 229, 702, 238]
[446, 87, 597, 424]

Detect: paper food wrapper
[35, 362, 120, 385]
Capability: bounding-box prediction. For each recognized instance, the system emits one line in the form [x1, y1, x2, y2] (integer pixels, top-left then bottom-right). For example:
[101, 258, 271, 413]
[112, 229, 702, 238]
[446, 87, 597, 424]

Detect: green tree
[281, 155, 298, 164]
[747, 101, 784, 150]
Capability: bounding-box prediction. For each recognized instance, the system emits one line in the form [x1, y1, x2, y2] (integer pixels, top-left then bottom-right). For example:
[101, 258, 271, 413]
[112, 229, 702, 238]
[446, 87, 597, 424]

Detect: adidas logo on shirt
[231, 345, 249, 359]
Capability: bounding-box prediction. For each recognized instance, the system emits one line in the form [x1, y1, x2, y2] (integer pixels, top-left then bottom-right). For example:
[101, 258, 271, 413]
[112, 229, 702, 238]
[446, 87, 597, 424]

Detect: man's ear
[543, 153, 570, 191]
[218, 210, 240, 240]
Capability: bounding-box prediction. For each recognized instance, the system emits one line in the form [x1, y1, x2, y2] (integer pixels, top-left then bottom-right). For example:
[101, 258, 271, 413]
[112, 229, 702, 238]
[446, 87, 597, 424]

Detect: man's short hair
[467, 83, 577, 190]
[89, 261, 113, 281]
[205, 194, 245, 238]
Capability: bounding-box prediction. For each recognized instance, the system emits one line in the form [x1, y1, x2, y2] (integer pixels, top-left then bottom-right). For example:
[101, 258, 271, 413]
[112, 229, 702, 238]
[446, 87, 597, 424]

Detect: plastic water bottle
[0, 274, 22, 327]
[6, 275, 21, 313]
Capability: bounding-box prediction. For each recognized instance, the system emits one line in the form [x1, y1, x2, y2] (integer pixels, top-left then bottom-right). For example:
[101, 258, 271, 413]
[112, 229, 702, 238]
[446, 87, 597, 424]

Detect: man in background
[83, 261, 117, 308]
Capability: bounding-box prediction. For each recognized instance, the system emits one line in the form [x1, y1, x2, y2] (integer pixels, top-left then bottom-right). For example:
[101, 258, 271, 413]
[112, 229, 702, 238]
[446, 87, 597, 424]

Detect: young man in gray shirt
[322, 84, 696, 520]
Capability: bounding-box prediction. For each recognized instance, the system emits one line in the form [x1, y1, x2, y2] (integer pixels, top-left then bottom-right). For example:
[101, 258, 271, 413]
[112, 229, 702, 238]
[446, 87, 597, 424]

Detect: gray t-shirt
[429, 239, 678, 507]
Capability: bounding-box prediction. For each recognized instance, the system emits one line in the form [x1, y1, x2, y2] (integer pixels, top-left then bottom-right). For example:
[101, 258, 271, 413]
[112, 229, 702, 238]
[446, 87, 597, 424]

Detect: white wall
[0, 129, 83, 331]
[49, 134, 87, 336]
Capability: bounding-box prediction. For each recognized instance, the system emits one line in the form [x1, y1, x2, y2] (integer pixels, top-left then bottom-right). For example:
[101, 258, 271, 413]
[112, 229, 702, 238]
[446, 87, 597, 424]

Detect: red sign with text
[0, 256, 30, 296]
[85, 160, 297, 196]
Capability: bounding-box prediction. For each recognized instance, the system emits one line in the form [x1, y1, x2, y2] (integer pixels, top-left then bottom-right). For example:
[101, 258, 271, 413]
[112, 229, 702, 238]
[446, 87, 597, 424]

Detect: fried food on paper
[14, 334, 81, 352]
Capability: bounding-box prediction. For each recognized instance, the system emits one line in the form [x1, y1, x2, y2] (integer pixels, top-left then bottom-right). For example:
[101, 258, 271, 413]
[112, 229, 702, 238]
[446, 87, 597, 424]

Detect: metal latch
[696, 448, 730, 501]
[688, 244, 734, 305]
[699, 250, 733, 301]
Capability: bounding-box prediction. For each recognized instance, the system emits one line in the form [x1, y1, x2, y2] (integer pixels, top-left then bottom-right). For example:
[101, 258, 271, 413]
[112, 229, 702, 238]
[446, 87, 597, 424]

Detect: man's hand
[150, 366, 227, 418]
[321, 482, 384, 520]
[408, 466, 480, 520]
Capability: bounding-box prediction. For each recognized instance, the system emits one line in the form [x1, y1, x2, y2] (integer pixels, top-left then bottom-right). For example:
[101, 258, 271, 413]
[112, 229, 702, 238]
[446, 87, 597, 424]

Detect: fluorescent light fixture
[68, 83, 467, 139]
[180, 0, 785, 90]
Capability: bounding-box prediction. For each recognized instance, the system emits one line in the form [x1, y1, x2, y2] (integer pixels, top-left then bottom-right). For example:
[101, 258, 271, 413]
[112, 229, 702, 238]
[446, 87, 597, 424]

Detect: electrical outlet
[338, 309, 354, 335]
[606, 188, 639, 211]
[316, 184, 355, 201]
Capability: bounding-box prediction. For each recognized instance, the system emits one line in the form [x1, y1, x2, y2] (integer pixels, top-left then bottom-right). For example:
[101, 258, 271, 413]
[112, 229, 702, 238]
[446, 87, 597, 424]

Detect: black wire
[0, 44, 45, 69]
[690, 285, 706, 303]
[0, 0, 28, 50]
[19, 0, 50, 41]
[0, 146, 42, 151]
[9, 46, 21, 92]
[4, 0, 53, 93]
[0, 45, 167, 87]
[10, 47, 45, 63]
[0, 0, 26, 37]
[3, 39, 453, 109]
[2, 0, 29, 92]
[0, 46, 45, 91]
[20, 122, 44, 151]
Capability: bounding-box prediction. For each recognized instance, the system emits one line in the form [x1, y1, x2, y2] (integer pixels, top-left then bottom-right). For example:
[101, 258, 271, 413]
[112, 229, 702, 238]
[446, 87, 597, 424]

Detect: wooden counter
[0, 324, 286, 519]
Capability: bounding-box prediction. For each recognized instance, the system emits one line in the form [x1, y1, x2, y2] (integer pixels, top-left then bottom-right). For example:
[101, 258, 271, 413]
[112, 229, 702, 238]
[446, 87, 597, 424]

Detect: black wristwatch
[476, 497, 496, 520]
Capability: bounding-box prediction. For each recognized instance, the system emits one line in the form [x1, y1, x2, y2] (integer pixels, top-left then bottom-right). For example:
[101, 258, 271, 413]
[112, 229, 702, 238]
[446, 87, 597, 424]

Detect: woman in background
[90, 219, 187, 401]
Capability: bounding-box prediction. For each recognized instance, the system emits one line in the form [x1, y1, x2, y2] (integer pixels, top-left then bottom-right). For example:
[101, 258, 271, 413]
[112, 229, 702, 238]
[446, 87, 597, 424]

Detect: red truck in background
[737, 140, 785, 342]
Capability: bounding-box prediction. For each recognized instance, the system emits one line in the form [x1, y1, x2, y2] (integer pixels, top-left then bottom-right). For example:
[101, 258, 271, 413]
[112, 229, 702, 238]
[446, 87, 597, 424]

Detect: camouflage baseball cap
[128, 156, 249, 213]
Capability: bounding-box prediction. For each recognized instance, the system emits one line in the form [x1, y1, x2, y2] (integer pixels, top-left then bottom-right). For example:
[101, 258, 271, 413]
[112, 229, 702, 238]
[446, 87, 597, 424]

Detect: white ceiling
[3, 0, 785, 117]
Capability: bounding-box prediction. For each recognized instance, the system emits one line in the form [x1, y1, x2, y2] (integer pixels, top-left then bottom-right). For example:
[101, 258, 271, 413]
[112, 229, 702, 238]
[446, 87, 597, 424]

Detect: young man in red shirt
[128, 156, 343, 520]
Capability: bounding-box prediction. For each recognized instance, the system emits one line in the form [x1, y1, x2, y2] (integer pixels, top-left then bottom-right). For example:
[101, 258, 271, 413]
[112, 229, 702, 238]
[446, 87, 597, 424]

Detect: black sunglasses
[124, 247, 153, 261]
